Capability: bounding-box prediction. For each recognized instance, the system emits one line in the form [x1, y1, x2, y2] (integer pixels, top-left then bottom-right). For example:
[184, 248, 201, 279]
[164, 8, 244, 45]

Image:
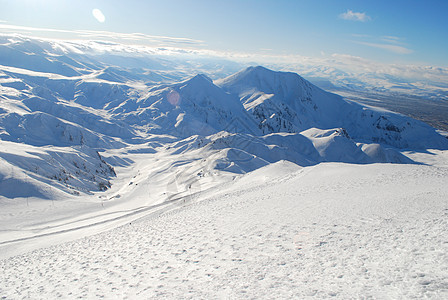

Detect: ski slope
[1, 153, 447, 299]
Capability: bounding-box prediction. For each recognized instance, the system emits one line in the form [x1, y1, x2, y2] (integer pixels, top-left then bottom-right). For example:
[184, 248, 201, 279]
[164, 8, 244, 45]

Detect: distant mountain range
[0, 35, 447, 198]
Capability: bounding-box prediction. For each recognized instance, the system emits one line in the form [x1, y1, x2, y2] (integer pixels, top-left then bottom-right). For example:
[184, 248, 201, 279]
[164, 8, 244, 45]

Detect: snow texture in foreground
[1, 160, 447, 299]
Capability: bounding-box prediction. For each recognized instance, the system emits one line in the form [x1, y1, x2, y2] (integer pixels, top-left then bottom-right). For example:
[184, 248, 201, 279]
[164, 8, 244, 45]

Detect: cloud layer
[349, 34, 413, 55]
[356, 41, 413, 54]
[0, 24, 204, 48]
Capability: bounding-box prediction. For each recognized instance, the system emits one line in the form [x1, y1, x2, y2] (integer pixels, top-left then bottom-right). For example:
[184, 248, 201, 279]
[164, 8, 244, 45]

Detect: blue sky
[1, 0, 447, 67]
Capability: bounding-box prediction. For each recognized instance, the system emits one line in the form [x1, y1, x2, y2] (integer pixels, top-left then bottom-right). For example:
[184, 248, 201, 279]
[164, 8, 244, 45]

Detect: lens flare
[167, 90, 181, 106]
[92, 9, 106, 23]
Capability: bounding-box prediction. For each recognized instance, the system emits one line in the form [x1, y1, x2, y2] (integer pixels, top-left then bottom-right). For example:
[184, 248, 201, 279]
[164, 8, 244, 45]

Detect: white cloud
[351, 33, 371, 38]
[349, 34, 412, 55]
[356, 41, 413, 54]
[380, 35, 404, 45]
[75, 30, 204, 46]
[382, 35, 401, 41]
[0, 24, 204, 47]
[339, 10, 371, 22]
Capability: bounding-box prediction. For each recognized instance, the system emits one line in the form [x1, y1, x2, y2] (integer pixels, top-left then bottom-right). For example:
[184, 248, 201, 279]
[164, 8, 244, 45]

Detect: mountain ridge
[0, 36, 447, 198]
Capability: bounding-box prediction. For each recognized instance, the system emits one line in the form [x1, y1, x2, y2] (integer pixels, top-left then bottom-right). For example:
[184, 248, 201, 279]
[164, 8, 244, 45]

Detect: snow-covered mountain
[1, 35, 447, 200]
[217, 66, 447, 149]
[1, 36, 448, 298]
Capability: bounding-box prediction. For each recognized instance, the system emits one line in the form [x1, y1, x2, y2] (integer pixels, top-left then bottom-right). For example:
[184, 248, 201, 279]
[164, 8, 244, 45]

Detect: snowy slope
[110, 74, 258, 138]
[1, 158, 447, 298]
[0, 140, 116, 198]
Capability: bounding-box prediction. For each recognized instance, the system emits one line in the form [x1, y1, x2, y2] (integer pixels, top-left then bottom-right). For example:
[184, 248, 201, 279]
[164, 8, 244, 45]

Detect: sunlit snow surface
[1, 156, 447, 298]
[1, 35, 448, 298]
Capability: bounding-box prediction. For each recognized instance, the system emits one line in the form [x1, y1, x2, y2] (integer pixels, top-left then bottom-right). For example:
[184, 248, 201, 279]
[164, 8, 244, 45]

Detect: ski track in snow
[1, 162, 447, 299]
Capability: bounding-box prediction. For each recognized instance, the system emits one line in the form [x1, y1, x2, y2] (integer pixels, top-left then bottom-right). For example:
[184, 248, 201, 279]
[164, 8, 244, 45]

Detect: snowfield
[1, 35, 448, 298]
[1, 155, 448, 299]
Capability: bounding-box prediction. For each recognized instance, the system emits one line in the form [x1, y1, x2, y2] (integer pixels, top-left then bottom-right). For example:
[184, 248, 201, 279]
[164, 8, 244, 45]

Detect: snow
[218, 66, 448, 150]
[1, 159, 447, 298]
[1, 35, 448, 298]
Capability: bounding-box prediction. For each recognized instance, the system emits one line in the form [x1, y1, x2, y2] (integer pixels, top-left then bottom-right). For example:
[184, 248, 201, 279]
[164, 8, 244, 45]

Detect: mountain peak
[173, 73, 220, 96]
[216, 66, 305, 92]
[185, 73, 213, 85]
[238, 65, 298, 79]
[227, 66, 278, 81]
[245, 65, 272, 73]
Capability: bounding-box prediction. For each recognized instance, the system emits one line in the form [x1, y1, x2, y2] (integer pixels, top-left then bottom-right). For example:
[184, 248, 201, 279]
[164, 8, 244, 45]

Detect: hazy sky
[1, 0, 447, 67]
